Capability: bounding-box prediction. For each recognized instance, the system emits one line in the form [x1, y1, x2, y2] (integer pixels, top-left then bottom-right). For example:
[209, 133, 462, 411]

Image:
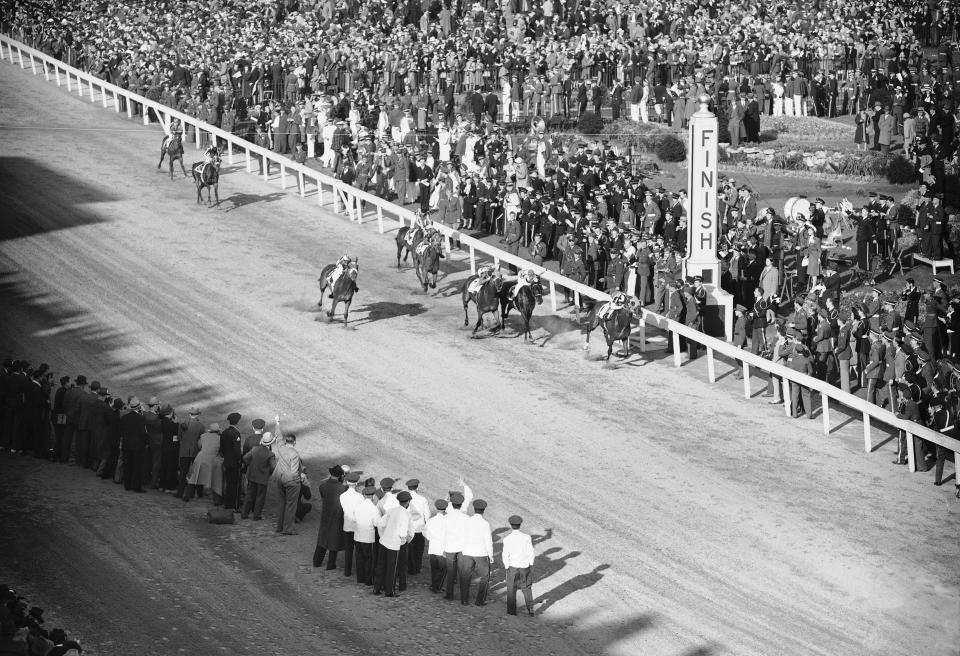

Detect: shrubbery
[654, 133, 687, 162]
[886, 155, 917, 184]
[576, 111, 604, 135]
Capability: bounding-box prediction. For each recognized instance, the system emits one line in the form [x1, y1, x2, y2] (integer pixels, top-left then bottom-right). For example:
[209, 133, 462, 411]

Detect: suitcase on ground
[207, 508, 235, 525]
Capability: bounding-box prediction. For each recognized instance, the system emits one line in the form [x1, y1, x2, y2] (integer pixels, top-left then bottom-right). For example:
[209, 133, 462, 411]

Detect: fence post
[56, 64, 62, 86]
[574, 290, 580, 310]
[66, 70, 71, 91]
[30, 52, 36, 75]
[298, 171, 305, 198]
[126, 94, 132, 117]
[263, 155, 269, 181]
[906, 431, 916, 472]
[863, 413, 872, 452]
[377, 206, 384, 234]
[334, 188, 341, 213]
[742, 362, 751, 397]
[672, 333, 681, 367]
[43, 61, 49, 81]
[228, 140, 234, 165]
[469, 245, 477, 274]
[782, 379, 791, 416]
[317, 179, 324, 206]
[245, 149, 251, 173]
[77, 74, 84, 96]
[88, 79, 95, 101]
[636, 319, 646, 353]
[821, 394, 830, 435]
[16, 46, 23, 68]
[444, 234, 452, 253]
[142, 105, 149, 125]
[549, 279, 557, 312]
[195, 125, 201, 148]
[706, 347, 716, 383]
[280, 163, 286, 189]
[112, 90, 119, 112]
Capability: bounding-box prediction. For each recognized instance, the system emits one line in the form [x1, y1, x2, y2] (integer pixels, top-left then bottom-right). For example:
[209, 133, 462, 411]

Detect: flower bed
[720, 145, 894, 181]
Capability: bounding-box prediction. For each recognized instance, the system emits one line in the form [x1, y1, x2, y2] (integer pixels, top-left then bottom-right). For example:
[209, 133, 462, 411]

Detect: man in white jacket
[459, 498, 494, 606]
[339, 472, 363, 578]
[374, 491, 413, 597]
[424, 498, 448, 592]
[352, 486, 381, 586]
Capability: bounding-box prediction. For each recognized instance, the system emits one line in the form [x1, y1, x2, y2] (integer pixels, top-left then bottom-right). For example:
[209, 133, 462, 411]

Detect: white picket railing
[2, 33, 958, 478]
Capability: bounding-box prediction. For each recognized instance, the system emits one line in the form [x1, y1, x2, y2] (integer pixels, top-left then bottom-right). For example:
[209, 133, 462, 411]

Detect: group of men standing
[310, 469, 537, 615]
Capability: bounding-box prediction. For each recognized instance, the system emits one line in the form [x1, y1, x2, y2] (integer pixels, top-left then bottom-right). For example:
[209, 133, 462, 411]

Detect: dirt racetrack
[0, 60, 958, 656]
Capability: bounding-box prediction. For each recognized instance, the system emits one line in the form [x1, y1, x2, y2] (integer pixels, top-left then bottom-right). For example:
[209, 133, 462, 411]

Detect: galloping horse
[498, 280, 544, 341]
[157, 133, 187, 180]
[461, 273, 504, 335]
[582, 298, 639, 361]
[192, 147, 221, 205]
[413, 234, 444, 292]
[318, 261, 359, 325]
[395, 225, 424, 269]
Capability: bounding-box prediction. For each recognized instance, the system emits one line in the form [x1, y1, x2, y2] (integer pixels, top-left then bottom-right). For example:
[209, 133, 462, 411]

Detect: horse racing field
[0, 59, 957, 656]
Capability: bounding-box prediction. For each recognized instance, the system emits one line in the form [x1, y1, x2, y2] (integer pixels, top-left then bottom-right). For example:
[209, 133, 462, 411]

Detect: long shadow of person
[534, 563, 610, 615]
[491, 546, 579, 594]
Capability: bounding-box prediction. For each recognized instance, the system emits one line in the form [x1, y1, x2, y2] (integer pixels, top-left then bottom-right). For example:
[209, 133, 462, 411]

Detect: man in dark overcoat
[313, 465, 347, 569]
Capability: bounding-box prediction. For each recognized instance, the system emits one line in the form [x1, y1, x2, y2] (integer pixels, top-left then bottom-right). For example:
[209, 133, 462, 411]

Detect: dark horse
[461, 274, 504, 335]
[318, 261, 359, 325]
[157, 133, 187, 180]
[414, 234, 444, 292]
[395, 225, 424, 269]
[192, 148, 221, 205]
[582, 298, 639, 361]
[498, 280, 544, 341]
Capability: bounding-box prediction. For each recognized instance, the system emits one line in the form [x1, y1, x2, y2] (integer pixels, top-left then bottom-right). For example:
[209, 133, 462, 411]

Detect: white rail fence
[2, 33, 958, 478]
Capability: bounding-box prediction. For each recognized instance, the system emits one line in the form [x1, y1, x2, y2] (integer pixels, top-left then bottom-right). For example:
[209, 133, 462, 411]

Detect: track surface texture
[0, 60, 958, 656]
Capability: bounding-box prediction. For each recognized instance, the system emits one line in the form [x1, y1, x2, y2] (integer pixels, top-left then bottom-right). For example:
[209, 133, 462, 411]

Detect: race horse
[498, 280, 544, 341]
[395, 225, 424, 269]
[461, 274, 504, 335]
[413, 233, 444, 292]
[192, 148, 221, 205]
[157, 133, 187, 180]
[582, 298, 640, 361]
[318, 261, 359, 325]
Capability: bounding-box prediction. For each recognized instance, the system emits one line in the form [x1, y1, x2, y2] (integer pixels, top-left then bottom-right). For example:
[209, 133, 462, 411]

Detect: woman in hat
[184, 423, 224, 503]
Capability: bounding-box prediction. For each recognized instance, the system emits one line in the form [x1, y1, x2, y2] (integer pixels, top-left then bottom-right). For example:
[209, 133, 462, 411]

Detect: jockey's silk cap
[406, 479, 420, 488]
[251, 418, 266, 429]
[508, 515, 523, 527]
[396, 491, 412, 503]
[473, 499, 487, 511]
[380, 477, 395, 488]
[449, 492, 464, 504]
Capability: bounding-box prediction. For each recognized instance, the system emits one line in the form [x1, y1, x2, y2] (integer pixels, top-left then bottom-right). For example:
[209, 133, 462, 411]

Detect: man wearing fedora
[241, 430, 276, 520]
[120, 397, 148, 493]
[176, 407, 204, 499]
[60, 375, 87, 463]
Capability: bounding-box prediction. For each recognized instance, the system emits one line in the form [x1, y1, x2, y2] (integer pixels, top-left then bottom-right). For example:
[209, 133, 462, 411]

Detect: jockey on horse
[467, 264, 501, 295]
[327, 255, 358, 290]
[598, 290, 630, 320]
[406, 210, 432, 247]
[507, 269, 540, 301]
[161, 118, 183, 152]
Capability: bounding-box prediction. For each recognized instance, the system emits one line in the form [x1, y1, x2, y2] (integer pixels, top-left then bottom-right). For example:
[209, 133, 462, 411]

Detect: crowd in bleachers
[0, 0, 958, 489]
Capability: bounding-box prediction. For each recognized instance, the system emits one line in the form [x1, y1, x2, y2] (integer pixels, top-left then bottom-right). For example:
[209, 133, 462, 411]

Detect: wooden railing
[3, 33, 957, 478]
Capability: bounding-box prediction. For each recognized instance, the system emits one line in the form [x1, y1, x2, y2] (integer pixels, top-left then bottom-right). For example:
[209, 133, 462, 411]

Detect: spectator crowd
[0, 585, 83, 656]
[0, 359, 542, 617]
[0, 0, 958, 488]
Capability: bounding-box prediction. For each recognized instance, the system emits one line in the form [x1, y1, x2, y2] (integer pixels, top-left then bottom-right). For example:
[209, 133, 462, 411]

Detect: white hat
[260, 432, 275, 446]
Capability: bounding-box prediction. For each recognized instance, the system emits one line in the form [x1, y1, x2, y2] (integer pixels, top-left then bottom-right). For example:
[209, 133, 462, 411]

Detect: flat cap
[449, 491, 464, 504]
[508, 515, 523, 526]
[362, 486, 377, 496]
[380, 477, 395, 488]
[251, 418, 266, 429]
[345, 472, 361, 483]
[435, 499, 448, 510]
[406, 479, 420, 488]
[473, 499, 487, 511]
[396, 491, 412, 503]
